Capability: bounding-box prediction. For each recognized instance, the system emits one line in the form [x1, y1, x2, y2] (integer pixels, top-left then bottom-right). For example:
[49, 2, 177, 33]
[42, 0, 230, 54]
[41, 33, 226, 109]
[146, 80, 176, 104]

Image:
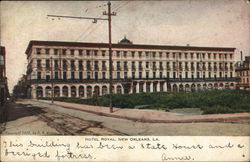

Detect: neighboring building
[235, 56, 250, 90]
[25, 38, 238, 99]
[13, 74, 30, 99]
[0, 46, 9, 104]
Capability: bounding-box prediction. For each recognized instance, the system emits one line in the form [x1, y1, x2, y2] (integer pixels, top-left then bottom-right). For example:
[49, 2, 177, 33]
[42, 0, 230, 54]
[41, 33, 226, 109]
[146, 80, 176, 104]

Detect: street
[1, 99, 249, 136]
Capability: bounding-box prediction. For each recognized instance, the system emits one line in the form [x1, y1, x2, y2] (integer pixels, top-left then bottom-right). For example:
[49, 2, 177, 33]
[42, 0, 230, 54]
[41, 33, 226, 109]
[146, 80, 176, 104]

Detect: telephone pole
[47, 1, 116, 113]
[50, 56, 54, 103]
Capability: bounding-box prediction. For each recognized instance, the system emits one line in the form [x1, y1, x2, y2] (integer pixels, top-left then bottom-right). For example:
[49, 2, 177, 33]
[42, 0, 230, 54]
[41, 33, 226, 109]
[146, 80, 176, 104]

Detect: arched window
[102, 86, 108, 95]
[36, 86, 43, 98]
[173, 84, 177, 92]
[62, 86, 68, 97]
[191, 84, 196, 92]
[179, 84, 184, 92]
[117, 85, 122, 94]
[79, 86, 84, 97]
[45, 86, 51, 97]
[71, 86, 76, 97]
[87, 86, 92, 98]
[94, 86, 100, 96]
[54, 86, 60, 97]
[185, 84, 190, 92]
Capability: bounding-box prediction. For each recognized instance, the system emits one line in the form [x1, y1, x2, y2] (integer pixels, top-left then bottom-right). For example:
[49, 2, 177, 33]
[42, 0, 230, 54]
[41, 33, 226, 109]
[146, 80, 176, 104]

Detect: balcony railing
[30, 77, 240, 84]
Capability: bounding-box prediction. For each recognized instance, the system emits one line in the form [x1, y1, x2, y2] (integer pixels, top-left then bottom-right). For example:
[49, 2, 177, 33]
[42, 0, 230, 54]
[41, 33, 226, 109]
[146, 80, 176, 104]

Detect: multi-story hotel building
[235, 56, 250, 90]
[25, 38, 238, 99]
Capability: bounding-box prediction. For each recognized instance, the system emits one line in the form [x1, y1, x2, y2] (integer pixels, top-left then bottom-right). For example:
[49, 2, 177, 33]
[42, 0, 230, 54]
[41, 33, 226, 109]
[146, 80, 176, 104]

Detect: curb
[36, 100, 250, 124]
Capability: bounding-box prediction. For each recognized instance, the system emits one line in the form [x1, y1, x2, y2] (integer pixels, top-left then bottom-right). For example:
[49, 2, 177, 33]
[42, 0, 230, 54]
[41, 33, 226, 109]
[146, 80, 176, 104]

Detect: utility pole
[50, 56, 54, 103]
[47, 1, 116, 113]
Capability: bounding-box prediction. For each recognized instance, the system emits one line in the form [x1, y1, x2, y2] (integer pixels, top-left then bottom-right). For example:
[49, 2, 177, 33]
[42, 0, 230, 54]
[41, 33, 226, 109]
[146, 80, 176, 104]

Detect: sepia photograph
[0, 0, 250, 161]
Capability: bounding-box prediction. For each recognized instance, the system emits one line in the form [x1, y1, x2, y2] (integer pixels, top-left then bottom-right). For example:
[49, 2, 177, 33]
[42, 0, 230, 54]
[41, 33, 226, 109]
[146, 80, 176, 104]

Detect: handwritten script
[1, 136, 249, 161]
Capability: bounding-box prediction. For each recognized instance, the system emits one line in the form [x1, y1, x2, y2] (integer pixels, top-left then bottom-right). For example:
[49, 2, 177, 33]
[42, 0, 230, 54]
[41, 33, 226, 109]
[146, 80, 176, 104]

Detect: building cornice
[25, 40, 236, 55]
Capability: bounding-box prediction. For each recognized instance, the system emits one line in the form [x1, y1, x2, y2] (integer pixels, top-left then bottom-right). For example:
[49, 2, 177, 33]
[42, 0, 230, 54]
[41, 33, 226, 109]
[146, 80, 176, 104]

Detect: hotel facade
[25, 38, 239, 99]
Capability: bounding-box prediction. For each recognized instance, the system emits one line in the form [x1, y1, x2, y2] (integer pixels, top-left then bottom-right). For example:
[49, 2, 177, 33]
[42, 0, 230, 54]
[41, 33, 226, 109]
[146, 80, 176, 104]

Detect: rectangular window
[124, 61, 128, 70]
[46, 59, 50, 69]
[153, 72, 156, 78]
[152, 52, 156, 58]
[124, 72, 128, 79]
[95, 72, 98, 80]
[131, 51, 135, 57]
[102, 72, 106, 79]
[146, 62, 149, 68]
[36, 48, 41, 54]
[63, 72, 67, 80]
[78, 49, 83, 56]
[167, 72, 170, 78]
[87, 72, 91, 79]
[54, 60, 59, 69]
[54, 72, 59, 80]
[79, 72, 83, 80]
[37, 60, 42, 68]
[230, 72, 233, 78]
[94, 61, 99, 70]
[139, 72, 142, 79]
[37, 72, 41, 79]
[209, 72, 211, 78]
[102, 50, 105, 56]
[160, 72, 163, 78]
[146, 72, 149, 79]
[197, 72, 200, 79]
[173, 72, 176, 79]
[116, 51, 120, 57]
[79, 60, 83, 70]
[138, 51, 142, 58]
[71, 60, 75, 70]
[185, 72, 188, 78]
[94, 50, 98, 56]
[132, 72, 135, 79]
[46, 75, 50, 80]
[62, 49, 67, 55]
[54, 49, 58, 55]
[123, 51, 127, 57]
[45, 48, 50, 55]
[87, 61, 91, 70]
[117, 72, 121, 79]
[102, 61, 106, 70]
[71, 72, 75, 79]
[70, 49, 74, 55]
[86, 50, 90, 56]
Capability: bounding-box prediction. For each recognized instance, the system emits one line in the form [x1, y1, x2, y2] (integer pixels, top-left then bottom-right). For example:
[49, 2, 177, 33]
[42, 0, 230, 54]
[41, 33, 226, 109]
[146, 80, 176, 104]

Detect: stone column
[42, 86, 46, 98]
[76, 85, 79, 98]
[136, 82, 139, 93]
[157, 82, 160, 92]
[150, 82, 153, 93]
[59, 85, 63, 97]
[143, 82, 147, 92]
[163, 82, 167, 92]
[68, 86, 71, 97]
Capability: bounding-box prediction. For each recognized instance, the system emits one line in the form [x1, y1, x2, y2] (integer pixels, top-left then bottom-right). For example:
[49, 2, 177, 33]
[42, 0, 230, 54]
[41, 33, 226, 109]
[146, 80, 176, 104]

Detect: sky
[1, 0, 250, 92]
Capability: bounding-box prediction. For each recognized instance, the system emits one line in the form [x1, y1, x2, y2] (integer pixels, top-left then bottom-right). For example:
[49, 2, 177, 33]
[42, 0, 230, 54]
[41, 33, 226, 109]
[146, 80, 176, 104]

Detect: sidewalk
[37, 100, 250, 123]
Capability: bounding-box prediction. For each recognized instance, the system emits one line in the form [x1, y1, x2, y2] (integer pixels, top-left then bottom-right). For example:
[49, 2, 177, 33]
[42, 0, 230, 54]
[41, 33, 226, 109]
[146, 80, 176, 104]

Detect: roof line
[25, 40, 236, 55]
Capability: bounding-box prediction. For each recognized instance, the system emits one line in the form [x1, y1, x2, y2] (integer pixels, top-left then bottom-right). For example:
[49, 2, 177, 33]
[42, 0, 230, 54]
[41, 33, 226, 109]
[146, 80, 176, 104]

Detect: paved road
[1, 99, 248, 136]
[0, 101, 123, 135]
